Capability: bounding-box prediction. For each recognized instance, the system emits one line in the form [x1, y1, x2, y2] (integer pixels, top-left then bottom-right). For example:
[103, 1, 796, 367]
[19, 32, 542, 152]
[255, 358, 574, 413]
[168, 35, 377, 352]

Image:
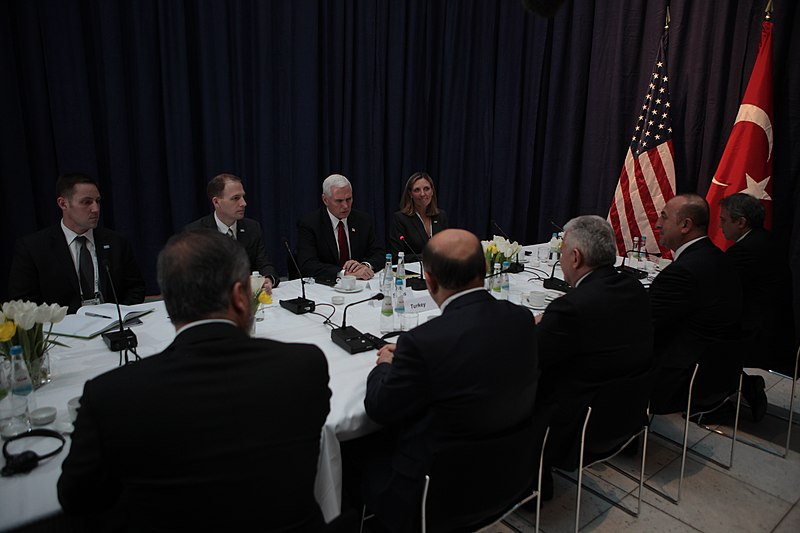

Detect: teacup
[338, 275, 357, 291]
[525, 290, 547, 308]
[68, 396, 81, 422]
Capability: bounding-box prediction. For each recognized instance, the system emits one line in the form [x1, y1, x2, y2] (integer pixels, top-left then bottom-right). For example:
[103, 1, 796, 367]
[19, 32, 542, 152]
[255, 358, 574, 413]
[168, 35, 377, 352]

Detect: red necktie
[337, 220, 350, 266]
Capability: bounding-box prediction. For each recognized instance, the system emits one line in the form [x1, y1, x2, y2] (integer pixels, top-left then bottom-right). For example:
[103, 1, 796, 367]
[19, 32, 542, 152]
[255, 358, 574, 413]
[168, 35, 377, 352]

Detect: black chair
[649, 340, 744, 503]
[406, 416, 549, 533]
[548, 370, 653, 533]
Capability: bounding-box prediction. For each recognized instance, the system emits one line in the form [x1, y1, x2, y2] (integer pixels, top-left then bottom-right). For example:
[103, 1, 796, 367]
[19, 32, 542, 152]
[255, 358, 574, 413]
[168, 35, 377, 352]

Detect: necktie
[75, 236, 95, 299]
[227, 227, 235, 239]
[337, 220, 350, 266]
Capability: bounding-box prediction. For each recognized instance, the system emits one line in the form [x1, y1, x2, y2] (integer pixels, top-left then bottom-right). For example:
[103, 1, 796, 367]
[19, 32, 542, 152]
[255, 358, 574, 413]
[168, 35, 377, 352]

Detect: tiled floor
[488, 368, 800, 533]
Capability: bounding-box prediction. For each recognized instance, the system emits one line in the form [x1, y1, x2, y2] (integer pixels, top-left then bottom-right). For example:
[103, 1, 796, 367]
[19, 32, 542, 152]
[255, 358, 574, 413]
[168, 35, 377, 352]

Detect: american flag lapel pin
[351, 227, 356, 233]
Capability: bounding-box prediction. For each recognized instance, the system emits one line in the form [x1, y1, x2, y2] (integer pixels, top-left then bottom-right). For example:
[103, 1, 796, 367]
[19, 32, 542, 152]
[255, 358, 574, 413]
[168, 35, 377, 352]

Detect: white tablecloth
[0, 252, 571, 530]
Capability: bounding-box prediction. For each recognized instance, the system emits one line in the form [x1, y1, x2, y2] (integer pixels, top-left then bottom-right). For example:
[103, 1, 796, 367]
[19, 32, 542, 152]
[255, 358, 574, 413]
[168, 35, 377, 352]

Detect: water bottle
[639, 235, 647, 260]
[396, 252, 406, 290]
[381, 253, 392, 286]
[393, 278, 406, 330]
[631, 236, 640, 267]
[500, 261, 510, 300]
[380, 284, 395, 333]
[10, 345, 33, 397]
[492, 263, 502, 294]
[548, 233, 559, 261]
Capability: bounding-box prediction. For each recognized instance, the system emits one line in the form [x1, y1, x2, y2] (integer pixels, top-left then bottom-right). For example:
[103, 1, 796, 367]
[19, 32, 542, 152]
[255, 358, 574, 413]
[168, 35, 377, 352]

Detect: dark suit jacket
[726, 228, 795, 371]
[363, 290, 538, 530]
[388, 210, 448, 260]
[536, 265, 654, 467]
[297, 208, 385, 279]
[649, 237, 743, 370]
[8, 225, 145, 313]
[57, 322, 331, 532]
[185, 215, 279, 285]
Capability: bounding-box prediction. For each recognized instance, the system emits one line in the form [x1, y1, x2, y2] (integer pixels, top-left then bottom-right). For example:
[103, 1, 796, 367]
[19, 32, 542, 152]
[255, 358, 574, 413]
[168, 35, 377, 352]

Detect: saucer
[334, 284, 364, 294]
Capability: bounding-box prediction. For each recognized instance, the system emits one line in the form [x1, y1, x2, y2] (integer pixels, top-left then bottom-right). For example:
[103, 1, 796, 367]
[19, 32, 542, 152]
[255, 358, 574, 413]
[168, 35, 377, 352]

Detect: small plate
[53, 421, 74, 435]
[334, 284, 364, 294]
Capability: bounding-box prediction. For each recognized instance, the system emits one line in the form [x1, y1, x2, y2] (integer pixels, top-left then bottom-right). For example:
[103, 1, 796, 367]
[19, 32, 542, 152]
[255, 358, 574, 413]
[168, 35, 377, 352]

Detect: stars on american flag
[631, 53, 672, 155]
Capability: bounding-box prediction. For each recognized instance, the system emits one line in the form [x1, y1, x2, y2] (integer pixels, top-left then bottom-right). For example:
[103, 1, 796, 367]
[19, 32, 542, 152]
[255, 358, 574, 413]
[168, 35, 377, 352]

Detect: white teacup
[338, 275, 357, 291]
[525, 290, 547, 308]
[68, 396, 81, 422]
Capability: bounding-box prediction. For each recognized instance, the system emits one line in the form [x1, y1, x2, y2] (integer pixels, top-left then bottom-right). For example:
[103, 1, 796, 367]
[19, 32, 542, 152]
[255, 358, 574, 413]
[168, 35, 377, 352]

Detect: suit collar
[441, 287, 492, 313]
[674, 236, 710, 261]
[167, 321, 248, 351]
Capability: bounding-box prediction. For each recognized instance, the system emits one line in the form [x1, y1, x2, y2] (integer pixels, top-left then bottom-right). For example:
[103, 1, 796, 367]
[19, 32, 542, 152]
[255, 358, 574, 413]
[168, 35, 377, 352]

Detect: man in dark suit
[185, 173, 279, 290]
[535, 216, 653, 484]
[8, 173, 145, 313]
[57, 230, 331, 532]
[719, 192, 795, 420]
[649, 193, 743, 413]
[297, 174, 384, 280]
[354, 229, 538, 531]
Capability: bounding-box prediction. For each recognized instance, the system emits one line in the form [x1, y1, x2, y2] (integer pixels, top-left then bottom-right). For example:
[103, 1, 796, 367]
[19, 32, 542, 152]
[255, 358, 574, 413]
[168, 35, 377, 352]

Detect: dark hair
[676, 193, 709, 231]
[421, 235, 485, 290]
[157, 230, 250, 324]
[56, 174, 98, 198]
[400, 172, 440, 217]
[206, 173, 242, 202]
[719, 193, 765, 229]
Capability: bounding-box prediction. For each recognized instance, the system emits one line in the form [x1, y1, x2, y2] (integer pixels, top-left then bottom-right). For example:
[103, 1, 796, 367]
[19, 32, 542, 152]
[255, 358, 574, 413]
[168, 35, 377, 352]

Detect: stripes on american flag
[608, 29, 676, 259]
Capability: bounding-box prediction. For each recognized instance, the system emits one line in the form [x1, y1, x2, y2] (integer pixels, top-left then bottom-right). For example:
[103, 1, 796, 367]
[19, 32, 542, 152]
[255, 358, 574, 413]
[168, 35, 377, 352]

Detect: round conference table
[0, 251, 575, 530]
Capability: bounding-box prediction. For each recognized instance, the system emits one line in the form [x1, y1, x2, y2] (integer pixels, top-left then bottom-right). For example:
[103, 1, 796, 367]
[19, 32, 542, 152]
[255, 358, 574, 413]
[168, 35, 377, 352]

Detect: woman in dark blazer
[389, 172, 448, 260]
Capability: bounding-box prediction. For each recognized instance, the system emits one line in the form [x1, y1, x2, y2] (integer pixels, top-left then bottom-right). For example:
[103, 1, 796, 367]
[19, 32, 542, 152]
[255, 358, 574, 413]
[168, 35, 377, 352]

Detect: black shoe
[743, 375, 768, 422]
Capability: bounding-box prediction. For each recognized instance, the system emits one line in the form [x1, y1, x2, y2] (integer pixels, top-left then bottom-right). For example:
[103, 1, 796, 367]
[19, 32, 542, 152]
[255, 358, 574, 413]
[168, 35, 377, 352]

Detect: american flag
[608, 30, 676, 259]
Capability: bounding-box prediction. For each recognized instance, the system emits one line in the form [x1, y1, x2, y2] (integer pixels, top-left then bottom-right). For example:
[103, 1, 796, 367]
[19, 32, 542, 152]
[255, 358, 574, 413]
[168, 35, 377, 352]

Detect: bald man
[649, 193, 743, 413]
[356, 229, 539, 531]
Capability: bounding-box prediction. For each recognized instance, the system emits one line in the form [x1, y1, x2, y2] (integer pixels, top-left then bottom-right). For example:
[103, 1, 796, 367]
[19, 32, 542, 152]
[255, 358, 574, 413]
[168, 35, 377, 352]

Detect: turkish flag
[706, 21, 773, 250]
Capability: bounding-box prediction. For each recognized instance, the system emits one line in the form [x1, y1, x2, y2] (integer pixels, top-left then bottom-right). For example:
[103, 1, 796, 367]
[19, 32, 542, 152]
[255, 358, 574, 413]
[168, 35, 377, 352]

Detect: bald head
[422, 229, 486, 291]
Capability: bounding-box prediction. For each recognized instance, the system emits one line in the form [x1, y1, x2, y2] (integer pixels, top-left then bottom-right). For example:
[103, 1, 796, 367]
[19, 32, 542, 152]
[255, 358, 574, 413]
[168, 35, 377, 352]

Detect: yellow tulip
[258, 291, 272, 305]
[0, 320, 16, 342]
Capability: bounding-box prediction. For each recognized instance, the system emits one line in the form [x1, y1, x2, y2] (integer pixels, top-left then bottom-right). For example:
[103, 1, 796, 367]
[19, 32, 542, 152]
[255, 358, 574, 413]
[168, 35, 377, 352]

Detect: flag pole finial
[665, 6, 671, 30]
[765, 0, 773, 21]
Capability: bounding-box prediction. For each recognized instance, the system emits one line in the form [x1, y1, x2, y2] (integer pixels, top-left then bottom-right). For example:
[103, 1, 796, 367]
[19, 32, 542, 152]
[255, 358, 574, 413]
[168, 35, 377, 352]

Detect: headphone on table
[1, 429, 66, 477]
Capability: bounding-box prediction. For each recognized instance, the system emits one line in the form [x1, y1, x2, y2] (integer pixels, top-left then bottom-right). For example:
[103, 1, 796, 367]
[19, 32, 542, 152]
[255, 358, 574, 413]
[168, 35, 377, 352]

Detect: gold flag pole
[765, 0, 773, 21]
[665, 5, 671, 30]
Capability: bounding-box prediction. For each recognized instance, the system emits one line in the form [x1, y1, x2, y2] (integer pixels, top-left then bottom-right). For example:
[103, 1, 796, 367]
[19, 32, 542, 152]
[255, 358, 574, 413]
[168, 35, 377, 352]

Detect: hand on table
[376, 343, 396, 365]
[343, 260, 374, 280]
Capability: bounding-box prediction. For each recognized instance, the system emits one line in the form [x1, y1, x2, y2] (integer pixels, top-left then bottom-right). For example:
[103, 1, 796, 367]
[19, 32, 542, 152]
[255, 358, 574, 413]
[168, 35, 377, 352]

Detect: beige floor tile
[772, 502, 800, 533]
[582, 498, 701, 532]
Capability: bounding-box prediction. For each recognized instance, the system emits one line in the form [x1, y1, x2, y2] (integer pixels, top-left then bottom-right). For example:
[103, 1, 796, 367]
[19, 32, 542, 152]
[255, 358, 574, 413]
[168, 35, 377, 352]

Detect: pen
[85, 312, 113, 319]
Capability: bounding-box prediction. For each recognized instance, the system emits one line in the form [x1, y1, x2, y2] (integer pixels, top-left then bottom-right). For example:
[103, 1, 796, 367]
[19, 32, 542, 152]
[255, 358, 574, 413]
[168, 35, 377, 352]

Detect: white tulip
[48, 303, 68, 324]
[15, 308, 36, 330]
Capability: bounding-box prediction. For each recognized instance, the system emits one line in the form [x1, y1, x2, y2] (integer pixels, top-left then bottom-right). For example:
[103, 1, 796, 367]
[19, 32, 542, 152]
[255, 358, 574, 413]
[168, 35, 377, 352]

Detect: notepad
[48, 304, 155, 339]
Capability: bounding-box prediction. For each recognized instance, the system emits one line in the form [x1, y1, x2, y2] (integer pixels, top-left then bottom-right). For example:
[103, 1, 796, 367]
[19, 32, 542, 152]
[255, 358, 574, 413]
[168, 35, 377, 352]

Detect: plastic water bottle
[381, 253, 392, 286]
[393, 278, 406, 330]
[492, 263, 502, 294]
[500, 261, 510, 300]
[380, 285, 395, 333]
[548, 233, 559, 261]
[639, 235, 647, 260]
[396, 252, 406, 290]
[10, 345, 33, 397]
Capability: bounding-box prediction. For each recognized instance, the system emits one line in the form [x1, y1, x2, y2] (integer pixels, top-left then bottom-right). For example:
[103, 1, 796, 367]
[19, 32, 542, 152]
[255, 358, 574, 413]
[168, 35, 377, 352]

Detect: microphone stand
[616, 249, 654, 280]
[100, 261, 139, 363]
[542, 260, 571, 292]
[330, 293, 385, 354]
[490, 219, 525, 273]
[398, 235, 428, 291]
[280, 240, 316, 314]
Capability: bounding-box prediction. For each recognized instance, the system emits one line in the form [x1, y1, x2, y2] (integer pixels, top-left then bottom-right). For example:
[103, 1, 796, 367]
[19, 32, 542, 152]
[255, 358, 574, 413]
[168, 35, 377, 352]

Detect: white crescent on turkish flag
[706, 21, 774, 250]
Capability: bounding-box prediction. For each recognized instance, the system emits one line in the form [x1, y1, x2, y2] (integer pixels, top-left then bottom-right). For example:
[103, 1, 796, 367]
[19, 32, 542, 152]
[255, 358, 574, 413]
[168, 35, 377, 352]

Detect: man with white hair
[297, 174, 384, 280]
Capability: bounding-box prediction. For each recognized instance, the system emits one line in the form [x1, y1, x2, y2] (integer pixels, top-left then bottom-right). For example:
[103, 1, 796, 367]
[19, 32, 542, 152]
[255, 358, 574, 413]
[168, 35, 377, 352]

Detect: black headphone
[2, 429, 66, 477]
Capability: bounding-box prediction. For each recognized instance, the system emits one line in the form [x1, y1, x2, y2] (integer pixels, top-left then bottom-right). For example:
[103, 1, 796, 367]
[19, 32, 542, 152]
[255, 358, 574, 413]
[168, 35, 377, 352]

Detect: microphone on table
[616, 249, 661, 280]
[331, 293, 385, 354]
[398, 235, 428, 291]
[100, 258, 139, 362]
[542, 260, 571, 293]
[280, 239, 316, 315]
[490, 220, 525, 273]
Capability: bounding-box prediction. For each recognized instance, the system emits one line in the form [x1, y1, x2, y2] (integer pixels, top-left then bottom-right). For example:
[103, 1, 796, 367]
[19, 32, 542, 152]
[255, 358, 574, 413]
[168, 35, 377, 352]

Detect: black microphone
[100, 259, 139, 358]
[542, 260, 571, 292]
[549, 220, 564, 233]
[331, 293, 384, 354]
[398, 235, 428, 291]
[489, 220, 525, 273]
[616, 249, 652, 280]
[280, 239, 316, 314]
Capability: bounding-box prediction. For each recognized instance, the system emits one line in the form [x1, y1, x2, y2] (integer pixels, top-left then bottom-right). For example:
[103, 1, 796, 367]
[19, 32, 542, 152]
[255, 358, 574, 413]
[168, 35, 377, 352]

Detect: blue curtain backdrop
[1, 0, 798, 325]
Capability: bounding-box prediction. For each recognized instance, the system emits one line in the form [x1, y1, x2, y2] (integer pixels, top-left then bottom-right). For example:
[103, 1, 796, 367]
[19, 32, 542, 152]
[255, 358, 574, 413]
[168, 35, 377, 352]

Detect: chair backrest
[423, 416, 546, 532]
[581, 370, 654, 462]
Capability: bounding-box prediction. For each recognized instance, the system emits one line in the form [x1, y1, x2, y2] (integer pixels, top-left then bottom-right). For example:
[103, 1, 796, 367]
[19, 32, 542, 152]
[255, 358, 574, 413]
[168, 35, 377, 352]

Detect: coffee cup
[68, 396, 81, 422]
[525, 290, 547, 308]
[338, 275, 357, 291]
